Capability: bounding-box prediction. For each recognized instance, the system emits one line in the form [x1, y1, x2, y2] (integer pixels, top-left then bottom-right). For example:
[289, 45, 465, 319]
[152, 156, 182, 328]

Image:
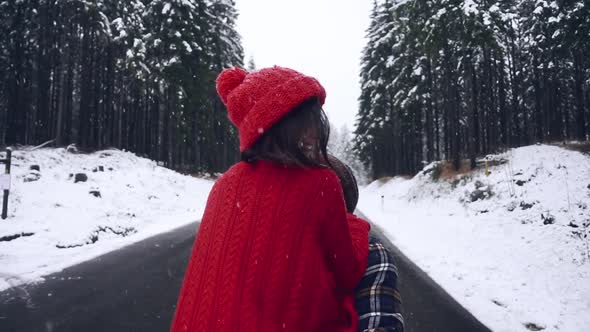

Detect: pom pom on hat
[216, 67, 248, 105]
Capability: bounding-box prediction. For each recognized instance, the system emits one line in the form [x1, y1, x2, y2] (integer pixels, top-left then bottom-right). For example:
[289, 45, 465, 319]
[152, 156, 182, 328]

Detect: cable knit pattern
[170, 160, 370, 332]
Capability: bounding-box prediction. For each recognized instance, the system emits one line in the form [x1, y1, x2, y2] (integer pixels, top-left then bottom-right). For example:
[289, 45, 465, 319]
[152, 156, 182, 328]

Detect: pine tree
[0, 0, 245, 174]
[355, 0, 399, 178]
[329, 124, 369, 185]
[247, 56, 256, 71]
[354, 0, 589, 181]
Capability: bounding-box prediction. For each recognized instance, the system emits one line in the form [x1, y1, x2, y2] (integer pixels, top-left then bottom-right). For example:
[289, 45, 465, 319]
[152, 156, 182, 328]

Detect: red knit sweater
[170, 160, 370, 332]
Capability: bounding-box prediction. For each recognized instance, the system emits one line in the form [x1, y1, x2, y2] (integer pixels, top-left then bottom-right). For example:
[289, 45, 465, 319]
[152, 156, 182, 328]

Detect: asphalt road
[0, 217, 491, 332]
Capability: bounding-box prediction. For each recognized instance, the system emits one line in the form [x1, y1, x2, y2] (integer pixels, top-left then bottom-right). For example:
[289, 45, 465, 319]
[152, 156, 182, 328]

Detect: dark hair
[327, 155, 359, 213]
[241, 97, 331, 168]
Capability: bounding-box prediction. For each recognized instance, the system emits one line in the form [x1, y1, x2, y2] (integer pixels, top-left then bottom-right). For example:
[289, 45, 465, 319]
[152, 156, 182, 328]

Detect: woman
[170, 66, 370, 332]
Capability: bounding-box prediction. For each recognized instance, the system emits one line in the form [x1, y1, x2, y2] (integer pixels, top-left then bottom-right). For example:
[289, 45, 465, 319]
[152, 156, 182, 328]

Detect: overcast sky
[234, 0, 372, 131]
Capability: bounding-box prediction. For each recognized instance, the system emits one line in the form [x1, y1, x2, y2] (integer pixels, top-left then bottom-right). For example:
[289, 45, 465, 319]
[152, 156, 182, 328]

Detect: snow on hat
[216, 66, 327, 152]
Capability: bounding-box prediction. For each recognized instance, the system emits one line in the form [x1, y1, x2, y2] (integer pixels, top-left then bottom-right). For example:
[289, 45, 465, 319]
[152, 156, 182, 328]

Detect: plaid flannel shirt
[355, 235, 404, 332]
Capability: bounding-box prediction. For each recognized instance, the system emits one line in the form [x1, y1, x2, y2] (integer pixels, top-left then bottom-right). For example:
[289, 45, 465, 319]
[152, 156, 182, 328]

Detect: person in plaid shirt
[328, 155, 405, 332]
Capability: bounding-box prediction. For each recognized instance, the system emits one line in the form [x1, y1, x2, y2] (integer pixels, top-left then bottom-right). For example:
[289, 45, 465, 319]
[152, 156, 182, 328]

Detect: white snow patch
[0, 148, 213, 291]
[162, 3, 171, 15]
[435, 8, 447, 18]
[359, 144, 590, 332]
[182, 41, 192, 53]
[463, 0, 479, 15]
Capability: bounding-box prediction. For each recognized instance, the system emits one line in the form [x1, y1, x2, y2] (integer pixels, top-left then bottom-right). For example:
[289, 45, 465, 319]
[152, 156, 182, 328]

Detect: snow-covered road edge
[0, 148, 214, 291]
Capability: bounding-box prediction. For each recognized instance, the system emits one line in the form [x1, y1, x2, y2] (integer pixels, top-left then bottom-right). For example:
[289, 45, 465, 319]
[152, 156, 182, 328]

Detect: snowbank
[358, 144, 590, 332]
[0, 148, 214, 291]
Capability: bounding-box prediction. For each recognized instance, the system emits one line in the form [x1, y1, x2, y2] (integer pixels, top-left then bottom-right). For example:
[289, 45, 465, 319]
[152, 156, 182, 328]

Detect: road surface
[1, 217, 490, 332]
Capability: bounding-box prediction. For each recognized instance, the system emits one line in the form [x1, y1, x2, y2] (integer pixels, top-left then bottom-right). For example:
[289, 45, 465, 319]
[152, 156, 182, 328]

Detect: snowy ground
[0, 147, 213, 291]
[2, 144, 589, 331]
[358, 144, 590, 332]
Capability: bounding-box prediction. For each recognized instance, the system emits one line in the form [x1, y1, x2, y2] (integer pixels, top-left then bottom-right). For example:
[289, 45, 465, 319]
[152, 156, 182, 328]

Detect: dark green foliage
[0, 0, 244, 174]
[355, 0, 590, 180]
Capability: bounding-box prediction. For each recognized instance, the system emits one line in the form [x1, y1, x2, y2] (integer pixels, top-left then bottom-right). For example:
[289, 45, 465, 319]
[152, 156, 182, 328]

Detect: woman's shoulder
[310, 165, 340, 186]
[209, 162, 249, 191]
[284, 163, 341, 188]
[267, 161, 340, 186]
[215, 160, 339, 187]
[289, 166, 342, 198]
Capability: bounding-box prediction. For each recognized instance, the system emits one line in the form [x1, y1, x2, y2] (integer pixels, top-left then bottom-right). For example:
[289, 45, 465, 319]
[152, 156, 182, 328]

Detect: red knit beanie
[216, 66, 327, 152]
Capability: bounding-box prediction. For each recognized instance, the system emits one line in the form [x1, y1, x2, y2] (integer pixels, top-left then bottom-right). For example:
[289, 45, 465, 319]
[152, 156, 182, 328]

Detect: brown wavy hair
[241, 97, 331, 168]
